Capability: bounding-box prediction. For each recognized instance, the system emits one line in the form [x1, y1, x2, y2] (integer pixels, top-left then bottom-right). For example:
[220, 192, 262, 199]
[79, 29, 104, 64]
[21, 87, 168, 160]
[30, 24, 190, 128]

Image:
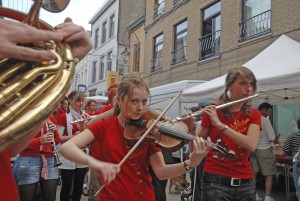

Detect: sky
[2, 0, 107, 30]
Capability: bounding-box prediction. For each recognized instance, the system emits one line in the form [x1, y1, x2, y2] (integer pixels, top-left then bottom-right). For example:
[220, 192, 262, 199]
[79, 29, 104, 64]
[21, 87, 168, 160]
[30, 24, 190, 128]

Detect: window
[172, 20, 187, 65]
[239, 0, 271, 41]
[84, 69, 87, 83]
[199, 1, 221, 60]
[107, 51, 112, 71]
[94, 28, 99, 49]
[92, 61, 97, 83]
[133, 43, 140, 72]
[152, 34, 163, 72]
[153, 0, 165, 18]
[101, 21, 107, 44]
[99, 56, 104, 80]
[109, 14, 115, 38]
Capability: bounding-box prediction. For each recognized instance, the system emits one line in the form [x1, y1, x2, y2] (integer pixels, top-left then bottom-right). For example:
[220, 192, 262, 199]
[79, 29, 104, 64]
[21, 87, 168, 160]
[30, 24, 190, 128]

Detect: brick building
[131, 0, 300, 88]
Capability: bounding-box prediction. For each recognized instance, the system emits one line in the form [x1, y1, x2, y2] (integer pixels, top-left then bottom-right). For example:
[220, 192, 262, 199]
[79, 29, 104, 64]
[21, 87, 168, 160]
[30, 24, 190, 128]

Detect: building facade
[73, 0, 146, 96]
[141, 0, 300, 88]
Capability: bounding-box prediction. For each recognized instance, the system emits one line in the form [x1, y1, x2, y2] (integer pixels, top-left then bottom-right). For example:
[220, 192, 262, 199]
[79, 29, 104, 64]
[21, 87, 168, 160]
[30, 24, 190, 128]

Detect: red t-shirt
[201, 108, 261, 179]
[20, 115, 61, 157]
[95, 104, 114, 115]
[0, 148, 20, 201]
[88, 116, 161, 201]
[56, 107, 66, 120]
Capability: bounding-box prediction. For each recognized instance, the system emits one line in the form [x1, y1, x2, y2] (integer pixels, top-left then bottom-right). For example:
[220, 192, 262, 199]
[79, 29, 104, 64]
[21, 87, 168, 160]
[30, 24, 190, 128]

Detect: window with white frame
[101, 21, 107, 44]
[92, 61, 97, 83]
[94, 28, 99, 49]
[99, 56, 104, 80]
[107, 51, 112, 71]
[109, 14, 115, 38]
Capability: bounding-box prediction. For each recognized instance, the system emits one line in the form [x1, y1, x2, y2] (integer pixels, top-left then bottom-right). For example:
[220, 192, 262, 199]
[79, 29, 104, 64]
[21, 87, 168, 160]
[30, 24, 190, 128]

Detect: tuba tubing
[0, 2, 77, 152]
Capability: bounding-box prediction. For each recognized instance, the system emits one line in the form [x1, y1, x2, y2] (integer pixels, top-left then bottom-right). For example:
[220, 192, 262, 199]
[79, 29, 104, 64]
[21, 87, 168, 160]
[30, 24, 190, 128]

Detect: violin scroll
[212, 139, 236, 161]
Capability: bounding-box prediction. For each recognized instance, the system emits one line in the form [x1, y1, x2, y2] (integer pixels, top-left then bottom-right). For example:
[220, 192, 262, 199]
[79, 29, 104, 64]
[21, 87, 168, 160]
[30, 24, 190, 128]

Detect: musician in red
[57, 90, 89, 201]
[86, 99, 97, 115]
[56, 97, 69, 119]
[59, 72, 211, 201]
[195, 67, 261, 201]
[95, 85, 117, 115]
[13, 114, 61, 201]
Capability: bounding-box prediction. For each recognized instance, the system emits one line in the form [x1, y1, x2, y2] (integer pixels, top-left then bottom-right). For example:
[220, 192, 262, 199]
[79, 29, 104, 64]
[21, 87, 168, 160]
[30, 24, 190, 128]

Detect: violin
[124, 110, 235, 161]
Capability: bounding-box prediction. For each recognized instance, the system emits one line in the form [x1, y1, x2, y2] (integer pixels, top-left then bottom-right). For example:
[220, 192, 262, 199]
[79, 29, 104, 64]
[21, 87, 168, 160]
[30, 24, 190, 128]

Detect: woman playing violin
[194, 67, 261, 201]
[59, 72, 210, 201]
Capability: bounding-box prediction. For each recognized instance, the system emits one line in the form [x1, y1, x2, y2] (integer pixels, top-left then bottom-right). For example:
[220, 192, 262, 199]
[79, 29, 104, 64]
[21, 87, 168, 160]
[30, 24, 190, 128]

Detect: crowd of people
[1, 11, 300, 201]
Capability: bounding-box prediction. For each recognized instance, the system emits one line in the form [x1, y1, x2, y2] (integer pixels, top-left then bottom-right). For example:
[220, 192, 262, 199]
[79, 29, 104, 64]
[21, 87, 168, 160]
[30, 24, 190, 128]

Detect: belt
[203, 173, 252, 187]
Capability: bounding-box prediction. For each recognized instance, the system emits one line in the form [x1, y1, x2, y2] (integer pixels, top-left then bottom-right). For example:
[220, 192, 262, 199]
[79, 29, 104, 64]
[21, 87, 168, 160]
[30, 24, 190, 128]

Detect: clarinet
[46, 120, 62, 167]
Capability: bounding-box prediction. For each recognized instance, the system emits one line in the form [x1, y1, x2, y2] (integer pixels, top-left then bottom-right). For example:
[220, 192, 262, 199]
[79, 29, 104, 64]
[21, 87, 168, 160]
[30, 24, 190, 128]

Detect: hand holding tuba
[0, 0, 92, 151]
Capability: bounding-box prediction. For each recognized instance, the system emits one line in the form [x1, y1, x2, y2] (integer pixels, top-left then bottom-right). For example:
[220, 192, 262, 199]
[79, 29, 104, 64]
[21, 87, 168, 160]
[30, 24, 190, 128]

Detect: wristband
[220, 125, 228, 132]
[183, 160, 193, 171]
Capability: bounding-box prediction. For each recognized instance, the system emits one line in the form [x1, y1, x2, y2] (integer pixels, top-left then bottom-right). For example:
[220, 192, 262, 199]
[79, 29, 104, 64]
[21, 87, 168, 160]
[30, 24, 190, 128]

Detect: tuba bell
[0, 0, 77, 151]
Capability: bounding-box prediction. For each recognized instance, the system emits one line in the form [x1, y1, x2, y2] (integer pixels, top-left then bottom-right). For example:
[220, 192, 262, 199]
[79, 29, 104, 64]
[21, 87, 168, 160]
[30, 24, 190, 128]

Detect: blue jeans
[201, 173, 255, 201]
[293, 162, 300, 201]
[13, 155, 58, 185]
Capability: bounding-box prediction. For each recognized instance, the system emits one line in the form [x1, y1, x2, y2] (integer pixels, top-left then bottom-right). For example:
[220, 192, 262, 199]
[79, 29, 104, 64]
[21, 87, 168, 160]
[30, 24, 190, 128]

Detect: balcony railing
[151, 56, 163, 72]
[153, 1, 165, 19]
[199, 30, 221, 60]
[171, 46, 186, 65]
[239, 10, 271, 42]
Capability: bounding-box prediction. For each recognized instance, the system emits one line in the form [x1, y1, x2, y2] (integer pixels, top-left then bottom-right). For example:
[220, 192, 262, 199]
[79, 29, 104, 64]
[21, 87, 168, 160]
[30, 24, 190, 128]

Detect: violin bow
[94, 91, 182, 197]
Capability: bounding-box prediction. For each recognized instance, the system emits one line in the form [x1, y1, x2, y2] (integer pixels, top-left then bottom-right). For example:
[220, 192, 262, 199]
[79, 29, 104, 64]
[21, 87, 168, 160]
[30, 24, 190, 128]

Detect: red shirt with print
[201, 108, 261, 179]
[88, 116, 161, 201]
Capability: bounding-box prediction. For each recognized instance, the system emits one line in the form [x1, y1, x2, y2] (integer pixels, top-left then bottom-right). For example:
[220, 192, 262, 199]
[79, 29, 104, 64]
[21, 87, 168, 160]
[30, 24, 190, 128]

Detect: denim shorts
[13, 155, 58, 185]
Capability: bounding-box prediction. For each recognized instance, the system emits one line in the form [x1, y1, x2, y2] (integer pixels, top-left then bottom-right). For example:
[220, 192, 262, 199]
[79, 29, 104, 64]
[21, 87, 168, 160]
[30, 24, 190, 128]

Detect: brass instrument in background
[0, 0, 77, 152]
[45, 120, 62, 167]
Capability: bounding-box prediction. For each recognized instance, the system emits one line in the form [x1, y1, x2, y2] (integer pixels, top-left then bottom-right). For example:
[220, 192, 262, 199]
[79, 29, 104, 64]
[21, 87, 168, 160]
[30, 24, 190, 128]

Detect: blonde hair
[117, 72, 149, 100]
[217, 67, 257, 117]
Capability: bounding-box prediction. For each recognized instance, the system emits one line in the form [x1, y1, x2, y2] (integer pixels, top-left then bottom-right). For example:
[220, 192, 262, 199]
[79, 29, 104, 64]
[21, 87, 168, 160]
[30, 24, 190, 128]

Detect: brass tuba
[0, 0, 77, 151]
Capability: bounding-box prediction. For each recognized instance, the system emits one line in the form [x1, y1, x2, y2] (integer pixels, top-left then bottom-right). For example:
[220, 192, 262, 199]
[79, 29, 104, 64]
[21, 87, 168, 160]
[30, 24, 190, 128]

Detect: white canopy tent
[179, 35, 300, 104]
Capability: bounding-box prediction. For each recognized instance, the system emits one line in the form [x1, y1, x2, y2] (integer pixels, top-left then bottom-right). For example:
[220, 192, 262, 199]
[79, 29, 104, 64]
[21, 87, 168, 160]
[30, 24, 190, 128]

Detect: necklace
[232, 111, 241, 126]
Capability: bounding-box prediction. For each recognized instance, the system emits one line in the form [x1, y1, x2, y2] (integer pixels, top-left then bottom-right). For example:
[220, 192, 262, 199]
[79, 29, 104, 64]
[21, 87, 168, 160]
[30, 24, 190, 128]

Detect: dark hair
[218, 67, 257, 118]
[87, 99, 97, 106]
[67, 90, 85, 113]
[258, 102, 272, 111]
[60, 97, 69, 104]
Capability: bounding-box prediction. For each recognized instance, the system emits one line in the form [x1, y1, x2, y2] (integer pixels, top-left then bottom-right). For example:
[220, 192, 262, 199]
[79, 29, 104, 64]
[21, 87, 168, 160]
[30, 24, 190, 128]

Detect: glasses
[239, 81, 254, 88]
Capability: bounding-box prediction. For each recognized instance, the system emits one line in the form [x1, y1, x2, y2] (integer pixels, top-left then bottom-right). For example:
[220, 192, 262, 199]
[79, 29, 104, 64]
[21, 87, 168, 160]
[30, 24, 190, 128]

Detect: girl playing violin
[59, 72, 210, 201]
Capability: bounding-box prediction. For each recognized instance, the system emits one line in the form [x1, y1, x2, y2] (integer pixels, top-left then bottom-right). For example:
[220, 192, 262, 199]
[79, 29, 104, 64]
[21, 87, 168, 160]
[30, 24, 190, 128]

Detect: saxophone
[0, 0, 77, 151]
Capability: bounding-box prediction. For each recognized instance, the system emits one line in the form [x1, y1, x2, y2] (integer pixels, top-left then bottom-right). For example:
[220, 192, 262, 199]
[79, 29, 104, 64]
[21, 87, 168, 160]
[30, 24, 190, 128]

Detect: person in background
[59, 72, 211, 201]
[283, 118, 300, 157]
[250, 102, 277, 201]
[293, 146, 300, 201]
[55, 97, 69, 120]
[57, 90, 89, 201]
[192, 67, 261, 201]
[282, 118, 300, 201]
[0, 17, 92, 201]
[86, 99, 97, 115]
[13, 115, 61, 201]
[95, 84, 118, 114]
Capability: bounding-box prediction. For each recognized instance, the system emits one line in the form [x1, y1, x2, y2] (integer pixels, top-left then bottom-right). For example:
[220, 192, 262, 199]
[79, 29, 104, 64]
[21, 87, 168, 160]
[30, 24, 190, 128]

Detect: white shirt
[256, 115, 276, 150]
